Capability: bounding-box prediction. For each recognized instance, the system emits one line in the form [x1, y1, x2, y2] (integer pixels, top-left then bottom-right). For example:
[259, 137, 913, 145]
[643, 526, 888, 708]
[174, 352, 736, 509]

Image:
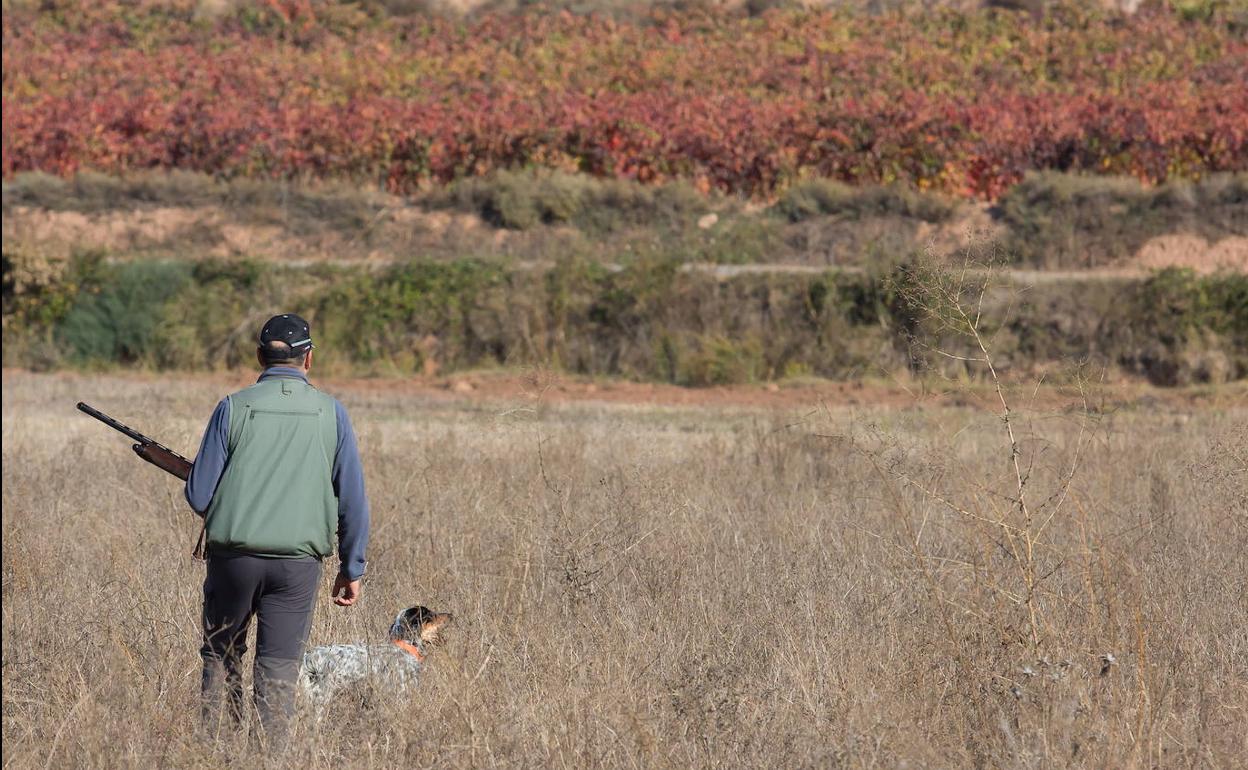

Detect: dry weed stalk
[887, 250, 1076, 653]
[826, 250, 1206, 762]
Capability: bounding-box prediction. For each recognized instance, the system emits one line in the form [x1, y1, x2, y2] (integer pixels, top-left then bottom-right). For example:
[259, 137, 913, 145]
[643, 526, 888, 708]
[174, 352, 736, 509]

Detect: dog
[299, 605, 453, 709]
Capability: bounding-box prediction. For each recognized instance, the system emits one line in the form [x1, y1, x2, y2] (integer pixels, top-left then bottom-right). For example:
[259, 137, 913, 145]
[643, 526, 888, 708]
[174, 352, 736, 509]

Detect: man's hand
[332, 573, 361, 607]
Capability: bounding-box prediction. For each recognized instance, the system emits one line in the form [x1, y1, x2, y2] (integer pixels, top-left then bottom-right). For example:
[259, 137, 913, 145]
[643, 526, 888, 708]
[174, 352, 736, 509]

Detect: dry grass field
[3, 370, 1246, 768]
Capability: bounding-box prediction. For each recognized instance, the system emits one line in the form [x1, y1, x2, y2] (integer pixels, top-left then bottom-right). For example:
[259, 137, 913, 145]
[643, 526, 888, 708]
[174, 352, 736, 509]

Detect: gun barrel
[77, 401, 156, 445]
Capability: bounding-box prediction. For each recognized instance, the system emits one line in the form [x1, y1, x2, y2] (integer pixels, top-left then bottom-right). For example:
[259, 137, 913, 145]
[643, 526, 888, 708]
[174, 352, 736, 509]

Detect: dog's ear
[401, 606, 435, 628]
[391, 606, 431, 641]
[418, 612, 453, 645]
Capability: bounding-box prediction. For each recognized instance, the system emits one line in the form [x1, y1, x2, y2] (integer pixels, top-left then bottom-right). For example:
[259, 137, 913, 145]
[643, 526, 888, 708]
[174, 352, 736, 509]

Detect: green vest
[204, 376, 338, 559]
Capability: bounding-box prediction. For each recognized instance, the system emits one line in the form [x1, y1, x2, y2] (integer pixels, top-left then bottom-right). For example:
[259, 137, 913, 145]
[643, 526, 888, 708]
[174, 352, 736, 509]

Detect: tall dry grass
[2, 370, 1246, 768]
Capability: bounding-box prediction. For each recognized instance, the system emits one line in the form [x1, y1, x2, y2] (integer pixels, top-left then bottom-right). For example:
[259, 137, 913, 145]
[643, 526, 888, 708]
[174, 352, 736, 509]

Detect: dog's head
[389, 606, 453, 645]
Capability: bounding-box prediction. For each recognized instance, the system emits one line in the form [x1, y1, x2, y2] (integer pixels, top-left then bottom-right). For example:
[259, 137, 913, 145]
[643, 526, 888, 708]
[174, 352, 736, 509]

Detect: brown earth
[1135, 233, 1248, 273]
[3, 205, 223, 254]
[7, 203, 1245, 274]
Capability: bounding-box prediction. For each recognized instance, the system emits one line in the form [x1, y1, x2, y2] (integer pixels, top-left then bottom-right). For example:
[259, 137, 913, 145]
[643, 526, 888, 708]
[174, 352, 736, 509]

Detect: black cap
[259, 314, 314, 362]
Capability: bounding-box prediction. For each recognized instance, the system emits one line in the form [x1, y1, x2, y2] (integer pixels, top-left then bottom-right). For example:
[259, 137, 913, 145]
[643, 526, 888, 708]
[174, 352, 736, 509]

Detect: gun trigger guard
[132, 443, 145, 456]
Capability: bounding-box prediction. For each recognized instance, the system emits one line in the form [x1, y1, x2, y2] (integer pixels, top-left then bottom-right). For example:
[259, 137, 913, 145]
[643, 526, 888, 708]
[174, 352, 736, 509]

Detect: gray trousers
[200, 550, 321, 748]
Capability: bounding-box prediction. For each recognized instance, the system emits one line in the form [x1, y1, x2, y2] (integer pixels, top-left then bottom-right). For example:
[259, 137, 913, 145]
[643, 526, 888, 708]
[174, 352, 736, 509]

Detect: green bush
[1121, 269, 1248, 384]
[573, 177, 708, 233]
[57, 259, 191, 364]
[773, 180, 957, 224]
[1135, 267, 1248, 341]
[1, 172, 72, 210]
[999, 172, 1248, 268]
[153, 259, 277, 370]
[2, 244, 76, 325]
[3, 246, 1246, 385]
[427, 171, 546, 229]
[683, 335, 764, 385]
[427, 169, 710, 233]
[313, 258, 510, 373]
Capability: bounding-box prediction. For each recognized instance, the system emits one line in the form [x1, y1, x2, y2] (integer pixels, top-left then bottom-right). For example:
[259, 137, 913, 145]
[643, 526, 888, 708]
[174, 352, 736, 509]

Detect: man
[185, 313, 370, 747]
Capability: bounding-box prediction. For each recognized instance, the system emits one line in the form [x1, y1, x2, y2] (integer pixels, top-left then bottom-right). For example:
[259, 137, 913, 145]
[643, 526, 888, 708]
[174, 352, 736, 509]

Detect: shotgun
[76, 402, 193, 481]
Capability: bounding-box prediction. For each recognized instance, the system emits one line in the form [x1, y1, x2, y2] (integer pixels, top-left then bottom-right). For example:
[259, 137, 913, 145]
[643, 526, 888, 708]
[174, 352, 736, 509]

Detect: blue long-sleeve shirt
[185, 367, 370, 579]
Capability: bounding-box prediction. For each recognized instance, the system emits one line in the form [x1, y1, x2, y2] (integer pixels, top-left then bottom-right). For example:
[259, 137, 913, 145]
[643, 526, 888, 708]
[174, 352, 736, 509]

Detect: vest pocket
[243, 409, 332, 469]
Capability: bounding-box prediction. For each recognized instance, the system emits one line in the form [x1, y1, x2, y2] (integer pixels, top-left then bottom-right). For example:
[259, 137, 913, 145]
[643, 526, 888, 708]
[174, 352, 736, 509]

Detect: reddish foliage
[2, 3, 1245, 198]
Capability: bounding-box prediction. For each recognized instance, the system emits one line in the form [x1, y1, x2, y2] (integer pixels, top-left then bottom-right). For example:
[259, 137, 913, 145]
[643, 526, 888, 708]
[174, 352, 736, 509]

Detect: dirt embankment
[6, 202, 1246, 274]
[1, 204, 495, 265]
[1134, 234, 1248, 273]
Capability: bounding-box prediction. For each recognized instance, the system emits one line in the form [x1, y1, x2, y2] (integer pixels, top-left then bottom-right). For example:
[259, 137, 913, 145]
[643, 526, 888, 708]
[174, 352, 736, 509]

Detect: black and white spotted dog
[299, 606, 453, 709]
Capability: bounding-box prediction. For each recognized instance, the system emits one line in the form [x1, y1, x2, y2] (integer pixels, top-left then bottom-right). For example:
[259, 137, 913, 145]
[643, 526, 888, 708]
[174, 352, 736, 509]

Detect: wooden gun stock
[133, 443, 193, 481]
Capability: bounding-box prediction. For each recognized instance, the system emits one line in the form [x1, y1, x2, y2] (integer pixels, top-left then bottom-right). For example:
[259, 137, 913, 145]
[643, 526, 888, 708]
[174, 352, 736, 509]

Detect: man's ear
[256, 347, 266, 368]
[303, 349, 313, 372]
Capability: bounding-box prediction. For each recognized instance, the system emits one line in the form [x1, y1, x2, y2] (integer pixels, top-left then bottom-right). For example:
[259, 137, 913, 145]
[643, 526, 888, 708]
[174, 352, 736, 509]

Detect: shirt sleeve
[332, 400, 370, 580]
[185, 398, 231, 515]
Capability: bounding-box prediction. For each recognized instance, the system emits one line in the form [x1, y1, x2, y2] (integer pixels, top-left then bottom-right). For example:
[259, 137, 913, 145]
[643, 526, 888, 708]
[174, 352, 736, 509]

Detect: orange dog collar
[393, 639, 426, 662]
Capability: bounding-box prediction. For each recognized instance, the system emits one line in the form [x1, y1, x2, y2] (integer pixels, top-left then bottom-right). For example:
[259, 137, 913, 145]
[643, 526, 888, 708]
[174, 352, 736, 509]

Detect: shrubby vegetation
[1, 170, 394, 234]
[4, 170, 1244, 386]
[4, 251, 1244, 385]
[425, 170, 710, 233]
[7, 170, 1243, 269]
[773, 180, 956, 224]
[999, 172, 1248, 268]
[3, 1, 1245, 198]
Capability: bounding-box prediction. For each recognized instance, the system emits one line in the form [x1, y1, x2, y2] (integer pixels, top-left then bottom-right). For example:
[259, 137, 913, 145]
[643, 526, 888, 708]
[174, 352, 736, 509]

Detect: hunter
[185, 313, 370, 748]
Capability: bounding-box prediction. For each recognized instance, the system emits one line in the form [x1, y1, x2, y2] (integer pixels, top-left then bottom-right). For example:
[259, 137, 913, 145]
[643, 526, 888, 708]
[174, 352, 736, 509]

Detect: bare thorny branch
[889, 251, 1096, 655]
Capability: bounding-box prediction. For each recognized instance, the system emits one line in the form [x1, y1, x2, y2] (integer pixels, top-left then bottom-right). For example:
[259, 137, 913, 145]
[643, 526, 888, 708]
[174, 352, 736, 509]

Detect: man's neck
[260, 365, 308, 380]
